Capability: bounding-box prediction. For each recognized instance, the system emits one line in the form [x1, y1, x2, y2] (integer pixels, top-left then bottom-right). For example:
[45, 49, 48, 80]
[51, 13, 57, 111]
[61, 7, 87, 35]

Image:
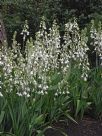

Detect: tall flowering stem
[64, 19, 90, 81]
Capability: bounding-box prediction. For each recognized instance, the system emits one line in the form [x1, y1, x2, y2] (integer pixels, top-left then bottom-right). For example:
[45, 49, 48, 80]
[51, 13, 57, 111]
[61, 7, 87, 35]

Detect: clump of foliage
[1, 0, 102, 44]
[0, 18, 102, 136]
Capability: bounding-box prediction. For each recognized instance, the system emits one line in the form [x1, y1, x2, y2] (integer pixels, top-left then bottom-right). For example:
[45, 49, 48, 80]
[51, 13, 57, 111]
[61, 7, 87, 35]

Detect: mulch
[45, 116, 102, 136]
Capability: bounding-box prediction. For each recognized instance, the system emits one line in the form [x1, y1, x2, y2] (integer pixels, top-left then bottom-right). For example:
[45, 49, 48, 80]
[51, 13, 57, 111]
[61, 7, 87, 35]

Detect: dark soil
[45, 116, 102, 136]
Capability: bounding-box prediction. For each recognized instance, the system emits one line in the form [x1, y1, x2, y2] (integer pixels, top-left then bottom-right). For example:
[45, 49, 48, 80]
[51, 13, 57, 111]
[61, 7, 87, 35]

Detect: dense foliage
[1, 0, 102, 40]
[0, 1, 102, 135]
[0, 19, 102, 136]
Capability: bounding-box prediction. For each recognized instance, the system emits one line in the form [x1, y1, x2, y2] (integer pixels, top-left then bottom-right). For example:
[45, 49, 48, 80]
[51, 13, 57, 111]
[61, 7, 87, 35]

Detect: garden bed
[45, 116, 102, 136]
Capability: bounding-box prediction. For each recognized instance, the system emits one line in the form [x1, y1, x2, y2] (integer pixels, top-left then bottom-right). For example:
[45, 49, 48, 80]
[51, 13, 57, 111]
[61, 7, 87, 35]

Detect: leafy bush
[0, 19, 72, 136]
[1, 0, 102, 43]
[0, 18, 102, 136]
[89, 68, 102, 119]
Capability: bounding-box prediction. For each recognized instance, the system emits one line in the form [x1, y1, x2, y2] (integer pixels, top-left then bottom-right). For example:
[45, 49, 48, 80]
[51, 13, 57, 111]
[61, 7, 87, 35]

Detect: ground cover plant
[0, 18, 102, 136]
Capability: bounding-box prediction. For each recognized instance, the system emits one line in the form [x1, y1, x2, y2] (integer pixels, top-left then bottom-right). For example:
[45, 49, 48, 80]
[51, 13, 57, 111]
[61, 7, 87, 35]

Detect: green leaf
[0, 111, 5, 124]
[0, 132, 16, 136]
[34, 115, 44, 125]
[75, 100, 81, 116]
[64, 112, 77, 124]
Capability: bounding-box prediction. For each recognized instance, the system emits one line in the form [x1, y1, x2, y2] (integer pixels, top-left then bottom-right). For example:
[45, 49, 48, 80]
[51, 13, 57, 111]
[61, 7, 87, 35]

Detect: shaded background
[0, 0, 102, 67]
